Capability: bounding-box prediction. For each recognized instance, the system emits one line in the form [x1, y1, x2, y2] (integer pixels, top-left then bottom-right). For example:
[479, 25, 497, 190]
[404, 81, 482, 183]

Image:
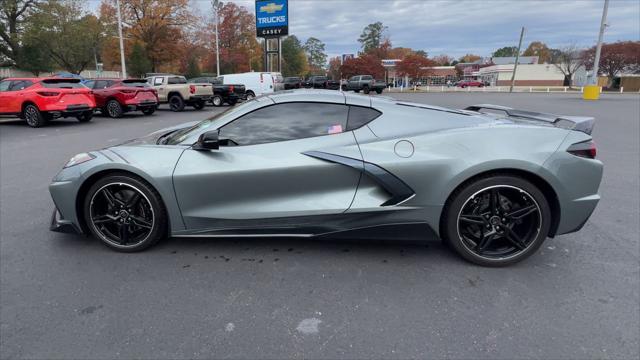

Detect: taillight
[229, 85, 234, 93]
[189, 85, 196, 94]
[260, 73, 264, 83]
[37, 91, 59, 97]
[567, 140, 597, 159]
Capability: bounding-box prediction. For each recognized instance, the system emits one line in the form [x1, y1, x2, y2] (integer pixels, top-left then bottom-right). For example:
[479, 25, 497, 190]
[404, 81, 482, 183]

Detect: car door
[347, 76, 358, 90]
[0, 80, 13, 113]
[1, 80, 31, 114]
[172, 101, 364, 233]
[152, 76, 167, 101]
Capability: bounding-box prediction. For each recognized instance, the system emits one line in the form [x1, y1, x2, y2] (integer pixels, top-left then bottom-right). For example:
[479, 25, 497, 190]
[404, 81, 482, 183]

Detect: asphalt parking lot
[1, 93, 638, 359]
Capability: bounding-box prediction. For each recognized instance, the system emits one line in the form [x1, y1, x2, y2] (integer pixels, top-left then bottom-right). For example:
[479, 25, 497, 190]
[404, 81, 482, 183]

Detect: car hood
[117, 121, 200, 146]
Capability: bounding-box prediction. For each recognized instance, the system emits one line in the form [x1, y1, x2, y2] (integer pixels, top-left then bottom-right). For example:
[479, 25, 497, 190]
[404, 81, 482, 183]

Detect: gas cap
[394, 140, 414, 158]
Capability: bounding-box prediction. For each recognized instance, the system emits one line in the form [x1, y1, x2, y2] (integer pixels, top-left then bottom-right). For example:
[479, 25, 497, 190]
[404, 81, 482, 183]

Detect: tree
[185, 56, 200, 78]
[459, 54, 481, 63]
[492, 46, 519, 58]
[432, 54, 454, 66]
[281, 35, 307, 77]
[552, 44, 584, 87]
[582, 41, 640, 86]
[127, 42, 151, 77]
[304, 37, 327, 73]
[0, 0, 40, 66]
[18, 41, 51, 75]
[523, 41, 551, 63]
[327, 56, 341, 80]
[25, 0, 103, 74]
[340, 53, 385, 79]
[216, 2, 262, 74]
[358, 22, 387, 53]
[396, 53, 436, 81]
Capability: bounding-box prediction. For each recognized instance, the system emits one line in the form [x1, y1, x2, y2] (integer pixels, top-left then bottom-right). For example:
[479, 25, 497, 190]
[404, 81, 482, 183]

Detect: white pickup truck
[146, 75, 213, 112]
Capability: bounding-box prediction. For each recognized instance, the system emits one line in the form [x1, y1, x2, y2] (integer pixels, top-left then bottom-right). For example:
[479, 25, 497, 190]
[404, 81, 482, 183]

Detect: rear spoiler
[465, 104, 595, 135]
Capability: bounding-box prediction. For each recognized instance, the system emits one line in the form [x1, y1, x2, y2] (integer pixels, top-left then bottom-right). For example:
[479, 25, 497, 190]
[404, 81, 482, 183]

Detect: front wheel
[192, 100, 205, 110]
[76, 111, 93, 122]
[245, 91, 255, 100]
[212, 95, 223, 107]
[442, 175, 551, 266]
[83, 174, 167, 252]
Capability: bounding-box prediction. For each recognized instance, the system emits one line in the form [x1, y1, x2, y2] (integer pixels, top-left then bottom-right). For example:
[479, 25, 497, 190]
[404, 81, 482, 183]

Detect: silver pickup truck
[146, 75, 213, 112]
[343, 75, 386, 94]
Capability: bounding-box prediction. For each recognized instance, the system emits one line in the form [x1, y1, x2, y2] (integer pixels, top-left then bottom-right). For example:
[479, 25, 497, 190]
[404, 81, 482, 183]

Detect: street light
[212, 0, 221, 77]
[116, 0, 127, 79]
[590, 0, 610, 85]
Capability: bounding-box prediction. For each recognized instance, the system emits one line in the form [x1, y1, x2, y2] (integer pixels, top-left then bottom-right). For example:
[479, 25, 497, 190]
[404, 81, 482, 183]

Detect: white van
[219, 72, 275, 99]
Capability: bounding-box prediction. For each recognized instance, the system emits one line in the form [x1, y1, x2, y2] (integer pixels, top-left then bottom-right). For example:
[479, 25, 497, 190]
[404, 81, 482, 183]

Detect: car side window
[84, 80, 95, 89]
[363, 75, 373, 80]
[94, 80, 108, 89]
[153, 77, 164, 86]
[8, 80, 33, 91]
[0, 80, 10, 91]
[347, 106, 382, 130]
[219, 102, 349, 146]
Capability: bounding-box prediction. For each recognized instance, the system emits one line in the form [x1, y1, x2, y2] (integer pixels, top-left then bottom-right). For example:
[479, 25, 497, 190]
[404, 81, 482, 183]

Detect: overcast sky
[91, 0, 640, 59]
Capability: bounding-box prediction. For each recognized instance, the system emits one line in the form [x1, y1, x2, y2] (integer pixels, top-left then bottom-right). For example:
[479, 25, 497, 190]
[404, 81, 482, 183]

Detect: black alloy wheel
[84, 175, 167, 252]
[23, 104, 46, 127]
[169, 95, 185, 112]
[106, 99, 123, 118]
[443, 176, 551, 266]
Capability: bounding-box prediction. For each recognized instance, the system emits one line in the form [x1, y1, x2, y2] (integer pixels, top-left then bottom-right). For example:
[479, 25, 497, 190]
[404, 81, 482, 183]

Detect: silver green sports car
[49, 90, 602, 266]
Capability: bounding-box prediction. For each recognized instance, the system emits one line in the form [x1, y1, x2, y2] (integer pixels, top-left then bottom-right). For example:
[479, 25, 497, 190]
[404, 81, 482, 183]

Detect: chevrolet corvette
[49, 90, 603, 266]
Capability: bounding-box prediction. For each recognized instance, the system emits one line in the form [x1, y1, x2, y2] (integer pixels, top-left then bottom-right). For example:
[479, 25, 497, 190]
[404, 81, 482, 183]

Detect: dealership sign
[255, 0, 288, 37]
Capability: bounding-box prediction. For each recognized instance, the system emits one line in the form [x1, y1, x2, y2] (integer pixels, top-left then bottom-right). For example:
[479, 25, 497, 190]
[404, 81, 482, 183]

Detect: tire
[363, 86, 370, 94]
[169, 95, 185, 112]
[212, 95, 223, 107]
[192, 100, 205, 110]
[142, 107, 155, 115]
[83, 173, 167, 252]
[441, 175, 551, 267]
[76, 111, 93, 122]
[106, 99, 123, 118]
[245, 91, 255, 100]
[375, 89, 383, 94]
[23, 104, 46, 127]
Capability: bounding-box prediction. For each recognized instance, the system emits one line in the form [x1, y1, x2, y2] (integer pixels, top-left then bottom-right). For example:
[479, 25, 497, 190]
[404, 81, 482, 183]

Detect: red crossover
[0, 78, 95, 127]
[456, 80, 485, 88]
[86, 78, 158, 118]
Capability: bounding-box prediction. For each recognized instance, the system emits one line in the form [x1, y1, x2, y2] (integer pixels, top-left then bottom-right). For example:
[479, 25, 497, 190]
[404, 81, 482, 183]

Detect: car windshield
[41, 79, 84, 89]
[164, 100, 256, 145]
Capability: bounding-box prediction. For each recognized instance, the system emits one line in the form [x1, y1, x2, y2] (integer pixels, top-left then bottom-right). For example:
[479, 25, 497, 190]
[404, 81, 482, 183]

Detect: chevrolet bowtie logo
[260, 2, 283, 13]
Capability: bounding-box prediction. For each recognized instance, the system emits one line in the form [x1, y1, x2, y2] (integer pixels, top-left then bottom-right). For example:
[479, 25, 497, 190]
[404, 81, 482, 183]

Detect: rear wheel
[212, 95, 223, 107]
[84, 174, 167, 252]
[142, 107, 155, 115]
[442, 175, 551, 266]
[245, 91, 255, 100]
[106, 99, 123, 118]
[23, 104, 46, 127]
[227, 98, 238, 106]
[76, 111, 93, 122]
[169, 95, 185, 112]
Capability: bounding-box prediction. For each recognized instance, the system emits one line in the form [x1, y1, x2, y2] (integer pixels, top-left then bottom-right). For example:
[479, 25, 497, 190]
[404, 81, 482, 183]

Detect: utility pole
[213, 0, 220, 76]
[590, 0, 609, 84]
[509, 26, 525, 93]
[116, 0, 127, 78]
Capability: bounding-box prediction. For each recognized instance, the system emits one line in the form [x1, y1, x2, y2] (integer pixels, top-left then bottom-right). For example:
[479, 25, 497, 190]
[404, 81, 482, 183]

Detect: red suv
[0, 78, 95, 127]
[85, 78, 158, 118]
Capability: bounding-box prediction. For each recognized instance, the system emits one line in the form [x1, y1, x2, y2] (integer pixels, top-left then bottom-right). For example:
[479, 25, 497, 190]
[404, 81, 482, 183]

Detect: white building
[478, 63, 587, 87]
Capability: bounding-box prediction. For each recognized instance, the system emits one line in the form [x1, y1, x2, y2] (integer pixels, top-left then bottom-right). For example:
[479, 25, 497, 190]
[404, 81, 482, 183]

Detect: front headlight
[64, 153, 96, 168]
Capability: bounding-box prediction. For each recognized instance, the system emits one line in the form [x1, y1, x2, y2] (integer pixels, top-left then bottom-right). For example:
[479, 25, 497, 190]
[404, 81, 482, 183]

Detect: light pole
[212, 0, 221, 76]
[590, 0, 609, 84]
[116, 0, 127, 78]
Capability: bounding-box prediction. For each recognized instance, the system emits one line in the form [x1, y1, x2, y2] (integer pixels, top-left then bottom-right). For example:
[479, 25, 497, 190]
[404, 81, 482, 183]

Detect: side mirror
[193, 130, 219, 150]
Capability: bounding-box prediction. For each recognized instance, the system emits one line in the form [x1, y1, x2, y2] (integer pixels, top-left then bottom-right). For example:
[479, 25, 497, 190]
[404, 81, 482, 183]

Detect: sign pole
[590, 0, 609, 85]
[116, 0, 127, 79]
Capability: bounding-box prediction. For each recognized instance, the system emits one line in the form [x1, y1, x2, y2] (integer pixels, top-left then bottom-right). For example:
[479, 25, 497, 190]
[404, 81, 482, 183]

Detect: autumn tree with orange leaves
[396, 53, 436, 81]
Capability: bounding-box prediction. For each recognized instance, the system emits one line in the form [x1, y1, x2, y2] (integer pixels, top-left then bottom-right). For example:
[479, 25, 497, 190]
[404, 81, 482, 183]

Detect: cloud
[97, 0, 640, 59]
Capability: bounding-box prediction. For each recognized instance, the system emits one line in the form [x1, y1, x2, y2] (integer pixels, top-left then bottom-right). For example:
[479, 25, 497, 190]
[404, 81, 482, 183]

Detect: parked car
[219, 72, 275, 99]
[146, 75, 212, 112]
[0, 77, 95, 127]
[188, 76, 245, 106]
[49, 92, 602, 267]
[457, 80, 485, 88]
[270, 72, 285, 91]
[304, 76, 340, 90]
[85, 78, 158, 118]
[283, 77, 302, 90]
[343, 75, 386, 94]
